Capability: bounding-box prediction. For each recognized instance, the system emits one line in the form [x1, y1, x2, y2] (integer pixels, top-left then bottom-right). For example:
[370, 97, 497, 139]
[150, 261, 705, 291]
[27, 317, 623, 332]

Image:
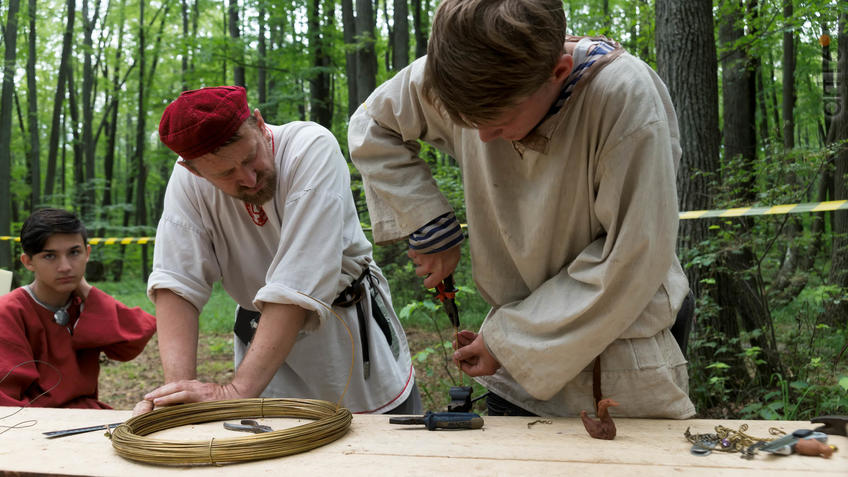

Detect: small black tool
[435, 275, 459, 329]
[811, 415, 848, 436]
[447, 385, 474, 413]
[43, 422, 123, 439]
[389, 411, 484, 431]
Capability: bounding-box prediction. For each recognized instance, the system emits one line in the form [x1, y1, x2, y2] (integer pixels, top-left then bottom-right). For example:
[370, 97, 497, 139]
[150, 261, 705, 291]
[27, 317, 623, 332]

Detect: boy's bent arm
[153, 289, 200, 382]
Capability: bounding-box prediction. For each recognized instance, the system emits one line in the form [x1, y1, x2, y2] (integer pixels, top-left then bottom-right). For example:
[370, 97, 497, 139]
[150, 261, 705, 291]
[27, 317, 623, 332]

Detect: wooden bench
[0, 406, 845, 475]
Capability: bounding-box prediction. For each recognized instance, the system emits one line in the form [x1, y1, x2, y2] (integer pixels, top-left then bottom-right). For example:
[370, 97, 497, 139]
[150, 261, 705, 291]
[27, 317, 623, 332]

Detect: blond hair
[424, 0, 566, 126]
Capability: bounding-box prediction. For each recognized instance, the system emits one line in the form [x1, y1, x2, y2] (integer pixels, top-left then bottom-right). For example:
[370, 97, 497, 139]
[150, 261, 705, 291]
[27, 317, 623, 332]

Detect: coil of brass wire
[108, 398, 352, 465]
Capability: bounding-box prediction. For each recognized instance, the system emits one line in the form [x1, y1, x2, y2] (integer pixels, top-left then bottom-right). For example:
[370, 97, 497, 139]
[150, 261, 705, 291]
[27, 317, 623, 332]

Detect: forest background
[0, 0, 847, 418]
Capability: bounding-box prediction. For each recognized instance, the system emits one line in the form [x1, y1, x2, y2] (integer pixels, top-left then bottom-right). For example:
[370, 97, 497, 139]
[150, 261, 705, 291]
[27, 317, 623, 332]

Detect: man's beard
[238, 168, 277, 205]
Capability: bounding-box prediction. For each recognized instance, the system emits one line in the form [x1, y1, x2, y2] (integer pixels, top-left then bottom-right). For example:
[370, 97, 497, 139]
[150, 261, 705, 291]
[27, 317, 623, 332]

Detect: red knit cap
[158, 86, 250, 160]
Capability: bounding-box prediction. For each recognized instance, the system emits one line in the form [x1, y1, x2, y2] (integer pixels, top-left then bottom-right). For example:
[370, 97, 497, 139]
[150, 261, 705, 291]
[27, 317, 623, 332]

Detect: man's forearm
[153, 289, 200, 382]
[231, 303, 307, 397]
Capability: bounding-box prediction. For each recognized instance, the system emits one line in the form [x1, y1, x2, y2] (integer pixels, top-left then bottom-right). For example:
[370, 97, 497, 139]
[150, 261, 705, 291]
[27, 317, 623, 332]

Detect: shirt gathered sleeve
[72, 287, 156, 361]
[254, 126, 359, 331]
[481, 120, 680, 401]
[147, 165, 222, 311]
[408, 211, 464, 254]
[348, 57, 458, 245]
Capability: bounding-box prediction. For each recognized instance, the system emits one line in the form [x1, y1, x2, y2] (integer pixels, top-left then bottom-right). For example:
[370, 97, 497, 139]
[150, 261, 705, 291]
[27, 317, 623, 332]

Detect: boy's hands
[408, 245, 461, 289]
[452, 330, 501, 377]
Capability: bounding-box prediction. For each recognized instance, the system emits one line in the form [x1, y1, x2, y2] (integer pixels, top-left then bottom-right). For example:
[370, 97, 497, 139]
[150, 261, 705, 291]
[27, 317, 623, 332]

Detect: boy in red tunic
[0, 208, 156, 409]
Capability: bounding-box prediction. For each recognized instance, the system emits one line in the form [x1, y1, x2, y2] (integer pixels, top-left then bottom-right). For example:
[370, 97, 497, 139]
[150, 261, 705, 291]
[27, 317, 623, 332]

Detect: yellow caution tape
[677, 199, 848, 220]
[1, 200, 846, 244]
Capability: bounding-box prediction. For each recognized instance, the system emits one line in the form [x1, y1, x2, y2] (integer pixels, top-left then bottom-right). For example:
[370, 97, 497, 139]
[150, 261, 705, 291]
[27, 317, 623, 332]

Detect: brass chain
[685, 424, 786, 456]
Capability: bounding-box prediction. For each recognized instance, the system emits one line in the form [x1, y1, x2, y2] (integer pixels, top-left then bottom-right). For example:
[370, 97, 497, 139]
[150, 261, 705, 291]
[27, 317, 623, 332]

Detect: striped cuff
[408, 212, 464, 254]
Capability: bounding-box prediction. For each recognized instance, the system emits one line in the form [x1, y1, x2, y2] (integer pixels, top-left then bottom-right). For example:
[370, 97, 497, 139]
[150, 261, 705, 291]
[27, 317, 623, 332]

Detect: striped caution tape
[678, 199, 848, 220]
[0, 236, 155, 244]
[1, 200, 847, 244]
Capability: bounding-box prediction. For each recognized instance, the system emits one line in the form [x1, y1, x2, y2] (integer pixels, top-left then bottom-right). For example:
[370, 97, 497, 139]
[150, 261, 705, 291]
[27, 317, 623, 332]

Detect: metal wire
[109, 398, 352, 465]
[108, 291, 357, 465]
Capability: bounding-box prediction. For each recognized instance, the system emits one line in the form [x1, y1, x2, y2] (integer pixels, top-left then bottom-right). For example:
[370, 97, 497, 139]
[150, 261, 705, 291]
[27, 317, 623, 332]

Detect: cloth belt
[233, 266, 393, 380]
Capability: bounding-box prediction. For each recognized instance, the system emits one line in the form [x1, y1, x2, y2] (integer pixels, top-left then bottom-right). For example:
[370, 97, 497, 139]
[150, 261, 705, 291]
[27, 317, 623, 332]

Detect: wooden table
[0, 406, 846, 476]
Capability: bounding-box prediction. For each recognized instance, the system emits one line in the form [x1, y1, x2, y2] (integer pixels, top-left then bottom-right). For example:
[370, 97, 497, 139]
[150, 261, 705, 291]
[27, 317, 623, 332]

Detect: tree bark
[392, 0, 409, 71]
[100, 0, 126, 231]
[81, 0, 101, 222]
[0, 0, 20, 269]
[308, 0, 333, 127]
[25, 0, 39, 209]
[354, 0, 377, 105]
[716, 0, 781, 385]
[656, 0, 720, 301]
[44, 0, 75, 199]
[411, 0, 427, 59]
[180, 0, 190, 91]
[825, 9, 848, 327]
[228, 0, 245, 87]
[258, 2, 267, 106]
[775, 0, 803, 296]
[342, 0, 358, 118]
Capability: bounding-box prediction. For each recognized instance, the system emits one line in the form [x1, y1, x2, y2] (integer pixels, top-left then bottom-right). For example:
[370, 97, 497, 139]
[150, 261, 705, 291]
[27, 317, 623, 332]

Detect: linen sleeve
[348, 57, 458, 244]
[147, 164, 223, 311]
[72, 287, 156, 361]
[480, 119, 681, 401]
[252, 125, 365, 331]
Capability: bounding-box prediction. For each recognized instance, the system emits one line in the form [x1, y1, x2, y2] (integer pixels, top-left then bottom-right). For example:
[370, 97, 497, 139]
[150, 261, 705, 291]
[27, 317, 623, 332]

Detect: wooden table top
[0, 406, 846, 476]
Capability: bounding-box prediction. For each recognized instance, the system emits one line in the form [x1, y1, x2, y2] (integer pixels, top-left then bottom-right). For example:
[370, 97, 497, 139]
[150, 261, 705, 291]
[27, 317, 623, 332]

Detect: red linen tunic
[0, 287, 156, 409]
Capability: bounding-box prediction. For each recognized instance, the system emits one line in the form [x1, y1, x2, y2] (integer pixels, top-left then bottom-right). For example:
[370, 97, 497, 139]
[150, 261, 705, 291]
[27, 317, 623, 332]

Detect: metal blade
[43, 422, 123, 439]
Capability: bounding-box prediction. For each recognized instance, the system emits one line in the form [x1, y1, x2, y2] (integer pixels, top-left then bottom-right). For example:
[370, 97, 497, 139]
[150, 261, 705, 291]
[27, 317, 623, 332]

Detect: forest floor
[99, 327, 483, 413]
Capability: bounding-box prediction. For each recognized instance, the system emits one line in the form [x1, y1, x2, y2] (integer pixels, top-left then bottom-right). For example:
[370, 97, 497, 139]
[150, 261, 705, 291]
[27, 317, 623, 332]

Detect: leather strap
[592, 356, 602, 413]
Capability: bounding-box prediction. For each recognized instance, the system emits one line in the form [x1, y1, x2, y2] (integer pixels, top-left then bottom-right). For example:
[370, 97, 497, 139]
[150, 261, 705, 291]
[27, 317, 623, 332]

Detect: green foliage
[93, 278, 235, 334]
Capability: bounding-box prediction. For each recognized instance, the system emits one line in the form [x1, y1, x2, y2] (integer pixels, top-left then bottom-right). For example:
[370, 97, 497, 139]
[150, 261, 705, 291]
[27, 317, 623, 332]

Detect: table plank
[0, 407, 845, 476]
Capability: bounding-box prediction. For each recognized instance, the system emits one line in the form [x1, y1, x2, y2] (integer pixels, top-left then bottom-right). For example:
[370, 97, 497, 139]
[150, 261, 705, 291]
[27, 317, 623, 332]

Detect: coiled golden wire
[108, 398, 352, 465]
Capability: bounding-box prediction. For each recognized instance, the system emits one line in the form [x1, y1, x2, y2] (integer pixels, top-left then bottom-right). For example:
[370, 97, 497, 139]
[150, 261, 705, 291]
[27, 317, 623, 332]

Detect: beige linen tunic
[349, 52, 695, 418]
[149, 122, 415, 413]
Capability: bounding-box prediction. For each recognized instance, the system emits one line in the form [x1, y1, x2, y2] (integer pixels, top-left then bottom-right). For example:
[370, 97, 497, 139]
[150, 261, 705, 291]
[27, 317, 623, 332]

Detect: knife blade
[43, 422, 123, 439]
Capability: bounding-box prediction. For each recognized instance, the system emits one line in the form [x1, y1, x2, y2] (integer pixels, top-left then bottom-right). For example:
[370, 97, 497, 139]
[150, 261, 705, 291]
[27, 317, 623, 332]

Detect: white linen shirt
[349, 52, 695, 418]
[148, 121, 414, 413]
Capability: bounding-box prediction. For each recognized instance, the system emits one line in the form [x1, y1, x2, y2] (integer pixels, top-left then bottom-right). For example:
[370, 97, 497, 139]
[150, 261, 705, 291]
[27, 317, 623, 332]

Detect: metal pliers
[435, 274, 460, 329]
[223, 419, 272, 434]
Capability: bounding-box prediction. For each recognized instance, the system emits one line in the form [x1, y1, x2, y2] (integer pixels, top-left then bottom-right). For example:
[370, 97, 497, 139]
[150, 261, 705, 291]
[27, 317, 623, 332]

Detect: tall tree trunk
[308, 0, 332, 127]
[44, 0, 75, 199]
[25, 0, 40, 209]
[180, 0, 190, 91]
[136, 2, 149, 280]
[774, 0, 803, 286]
[66, 67, 84, 210]
[100, 0, 126, 232]
[258, 2, 267, 106]
[825, 9, 848, 327]
[411, 0, 426, 59]
[228, 0, 245, 88]
[342, 0, 358, 118]
[392, 0, 409, 71]
[81, 0, 100, 222]
[656, 0, 720, 302]
[354, 0, 377, 104]
[0, 0, 21, 269]
[602, 0, 611, 35]
[717, 0, 781, 386]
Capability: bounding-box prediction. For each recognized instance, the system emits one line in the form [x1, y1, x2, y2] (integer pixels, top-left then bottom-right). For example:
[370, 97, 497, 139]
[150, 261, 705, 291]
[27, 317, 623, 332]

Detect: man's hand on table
[453, 330, 501, 376]
[142, 380, 251, 408]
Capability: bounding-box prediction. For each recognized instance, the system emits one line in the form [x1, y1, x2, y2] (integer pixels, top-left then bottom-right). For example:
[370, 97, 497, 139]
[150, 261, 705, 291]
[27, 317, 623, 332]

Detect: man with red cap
[143, 86, 419, 414]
